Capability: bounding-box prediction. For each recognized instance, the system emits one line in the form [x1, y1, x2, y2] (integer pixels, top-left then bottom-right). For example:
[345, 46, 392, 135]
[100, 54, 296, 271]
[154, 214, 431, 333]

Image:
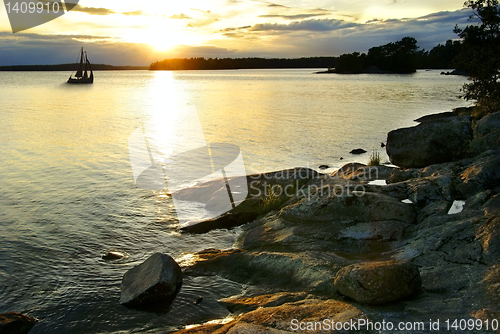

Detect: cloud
[169, 13, 192, 19]
[122, 10, 143, 16]
[70, 4, 115, 15]
[250, 19, 358, 32]
[0, 32, 152, 65]
[220, 26, 252, 32]
[186, 19, 221, 28]
[0, 7, 474, 65]
[190, 8, 212, 14]
[268, 3, 289, 8]
[258, 13, 328, 20]
[215, 7, 471, 58]
[169, 45, 237, 57]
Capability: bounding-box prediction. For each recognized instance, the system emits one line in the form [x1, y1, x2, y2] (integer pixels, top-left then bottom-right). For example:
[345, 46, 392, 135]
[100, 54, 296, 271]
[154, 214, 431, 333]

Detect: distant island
[149, 37, 463, 72]
[149, 57, 337, 71]
[0, 64, 148, 71]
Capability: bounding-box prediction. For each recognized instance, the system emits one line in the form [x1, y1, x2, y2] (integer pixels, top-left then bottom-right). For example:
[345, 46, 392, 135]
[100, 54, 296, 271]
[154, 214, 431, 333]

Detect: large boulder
[386, 116, 472, 168]
[469, 111, 500, 156]
[334, 260, 421, 305]
[120, 253, 182, 309]
[455, 151, 500, 197]
[0, 312, 37, 334]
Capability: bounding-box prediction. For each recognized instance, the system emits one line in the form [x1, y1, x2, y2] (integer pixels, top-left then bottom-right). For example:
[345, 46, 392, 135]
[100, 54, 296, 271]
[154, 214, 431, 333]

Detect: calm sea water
[0, 69, 469, 333]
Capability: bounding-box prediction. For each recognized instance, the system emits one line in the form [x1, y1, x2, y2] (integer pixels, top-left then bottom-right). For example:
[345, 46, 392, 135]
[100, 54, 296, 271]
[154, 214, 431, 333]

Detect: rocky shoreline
[4, 108, 499, 333]
[168, 107, 500, 333]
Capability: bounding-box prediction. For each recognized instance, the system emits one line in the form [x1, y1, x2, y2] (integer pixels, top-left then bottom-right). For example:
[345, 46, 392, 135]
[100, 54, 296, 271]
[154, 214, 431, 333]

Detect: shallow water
[0, 69, 470, 333]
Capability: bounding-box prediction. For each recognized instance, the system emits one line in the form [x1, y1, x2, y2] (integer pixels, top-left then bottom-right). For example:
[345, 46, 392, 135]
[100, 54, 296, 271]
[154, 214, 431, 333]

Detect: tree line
[149, 57, 337, 70]
[149, 39, 463, 73]
[334, 37, 464, 74]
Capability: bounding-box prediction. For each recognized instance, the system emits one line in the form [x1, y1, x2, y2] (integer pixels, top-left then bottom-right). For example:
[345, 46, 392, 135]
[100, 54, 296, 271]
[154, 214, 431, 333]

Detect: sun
[144, 26, 186, 52]
[122, 18, 205, 52]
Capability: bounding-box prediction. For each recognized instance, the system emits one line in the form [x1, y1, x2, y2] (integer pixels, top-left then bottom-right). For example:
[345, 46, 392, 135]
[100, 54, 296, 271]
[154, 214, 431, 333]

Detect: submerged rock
[350, 148, 367, 154]
[120, 253, 182, 310]
[0, 312, 37, 334]
[102, 250, 127, 260]
[386, 115, 472, 168]
[334, 260, 421, 305]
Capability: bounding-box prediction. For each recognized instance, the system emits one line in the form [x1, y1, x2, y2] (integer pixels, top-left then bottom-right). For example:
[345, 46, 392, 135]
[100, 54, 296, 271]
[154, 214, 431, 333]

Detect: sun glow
[122, 17, 206, 52]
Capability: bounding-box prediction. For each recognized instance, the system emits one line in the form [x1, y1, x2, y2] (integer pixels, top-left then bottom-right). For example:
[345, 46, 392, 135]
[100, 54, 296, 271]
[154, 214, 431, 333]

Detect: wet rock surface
[120, 253, 182, 310]
[386, 115, 472, 168]
[168, 111, 500, 333]
[334, 260, 421, 305]
[0, 312, 37, 334]
[180, 168, 319, 233]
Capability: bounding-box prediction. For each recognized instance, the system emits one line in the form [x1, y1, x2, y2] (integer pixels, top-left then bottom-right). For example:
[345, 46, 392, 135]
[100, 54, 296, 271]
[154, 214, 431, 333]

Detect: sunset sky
[0, 0, 472, 65]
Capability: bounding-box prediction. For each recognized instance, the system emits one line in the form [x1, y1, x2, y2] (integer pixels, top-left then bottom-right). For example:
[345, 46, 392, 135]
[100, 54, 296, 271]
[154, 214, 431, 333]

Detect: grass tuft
[260, 184, 283, 214]
[368, 151, 381, 166]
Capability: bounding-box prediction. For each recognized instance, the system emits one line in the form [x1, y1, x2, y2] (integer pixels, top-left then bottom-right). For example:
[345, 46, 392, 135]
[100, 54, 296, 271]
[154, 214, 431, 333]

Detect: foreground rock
[174, 299, 367, 334]
[386, 115, 471, 168]
[0, 312, 37, 334]
[334, 260, 422, 305]
[219, 292, 313, 313]
[469, 111, 500, 156]
[120, 253, 182, 310]
[167, 110, 500, 333]
[179, 168, 319, 233]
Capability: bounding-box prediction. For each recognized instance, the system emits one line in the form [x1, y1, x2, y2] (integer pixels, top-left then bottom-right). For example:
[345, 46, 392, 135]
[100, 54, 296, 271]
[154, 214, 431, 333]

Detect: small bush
[260, 184, 283, 214]
[368, 151, 381, 166]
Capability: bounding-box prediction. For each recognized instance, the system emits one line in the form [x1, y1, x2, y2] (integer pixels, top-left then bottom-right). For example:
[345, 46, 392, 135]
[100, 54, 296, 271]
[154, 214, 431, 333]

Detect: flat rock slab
[219, 292, 312, 313]
[334, 260, 421, 305]
[173, 299, 366, 334]
[0, 312, 37, 334]
[120, 253, 182, 309]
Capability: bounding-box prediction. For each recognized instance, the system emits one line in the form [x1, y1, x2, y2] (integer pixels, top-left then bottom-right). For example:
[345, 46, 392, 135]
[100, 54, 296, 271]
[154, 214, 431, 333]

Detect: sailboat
[67, 47, 94, 84]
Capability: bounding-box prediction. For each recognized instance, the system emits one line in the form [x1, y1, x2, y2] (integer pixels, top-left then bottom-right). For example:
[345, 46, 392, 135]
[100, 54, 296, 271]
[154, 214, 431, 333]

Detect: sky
[0, 0, 473, 66]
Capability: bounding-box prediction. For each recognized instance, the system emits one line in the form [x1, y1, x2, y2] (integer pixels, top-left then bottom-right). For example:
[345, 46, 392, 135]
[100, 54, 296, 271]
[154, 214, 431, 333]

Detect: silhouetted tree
[426, 40, 463, 68]
[367, 37, 419, 73]
[454, 0, 500, 112]
[335, 52, 368, 73]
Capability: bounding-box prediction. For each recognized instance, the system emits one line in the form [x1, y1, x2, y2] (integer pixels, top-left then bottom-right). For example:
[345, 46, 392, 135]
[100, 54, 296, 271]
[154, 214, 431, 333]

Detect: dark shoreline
[0, 64, 148, 71]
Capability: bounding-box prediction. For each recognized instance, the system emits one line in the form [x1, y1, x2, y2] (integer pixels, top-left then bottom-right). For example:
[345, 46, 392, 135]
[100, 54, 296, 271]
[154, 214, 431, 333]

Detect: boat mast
[86, 54, 93, 80]
[75, 47, 84, 78]
[83, 51, 88, 79]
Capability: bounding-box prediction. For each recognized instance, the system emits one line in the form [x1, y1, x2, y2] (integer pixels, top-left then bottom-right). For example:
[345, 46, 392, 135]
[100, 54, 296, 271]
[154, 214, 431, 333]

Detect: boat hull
[67, 76, 94, 84]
